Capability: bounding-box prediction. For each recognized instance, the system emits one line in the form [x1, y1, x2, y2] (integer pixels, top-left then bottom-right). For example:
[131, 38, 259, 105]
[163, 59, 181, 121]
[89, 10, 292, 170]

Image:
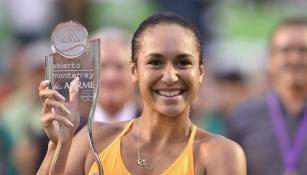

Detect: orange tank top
[88, 120, 197, 175]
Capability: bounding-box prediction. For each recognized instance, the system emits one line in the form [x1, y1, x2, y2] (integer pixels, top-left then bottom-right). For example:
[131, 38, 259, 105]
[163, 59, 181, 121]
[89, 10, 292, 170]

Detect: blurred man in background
[90, 28, 139, 124]
[228, 18, 307, 175]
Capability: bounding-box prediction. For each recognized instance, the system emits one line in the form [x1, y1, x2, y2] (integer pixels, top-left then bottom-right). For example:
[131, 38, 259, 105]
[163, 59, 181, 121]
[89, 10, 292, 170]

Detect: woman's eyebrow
[145, 53, 163, 58]
[176, 53, 193, 59]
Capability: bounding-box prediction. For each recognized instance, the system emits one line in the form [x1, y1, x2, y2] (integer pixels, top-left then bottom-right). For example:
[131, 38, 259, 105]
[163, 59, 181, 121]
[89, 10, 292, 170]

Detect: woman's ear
[130, 61, 138, 83]
[199, 64, 204, 84]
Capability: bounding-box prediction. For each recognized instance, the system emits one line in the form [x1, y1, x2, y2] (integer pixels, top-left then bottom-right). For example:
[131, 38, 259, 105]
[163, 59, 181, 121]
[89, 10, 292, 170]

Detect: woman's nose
[161, 64, 178, 85]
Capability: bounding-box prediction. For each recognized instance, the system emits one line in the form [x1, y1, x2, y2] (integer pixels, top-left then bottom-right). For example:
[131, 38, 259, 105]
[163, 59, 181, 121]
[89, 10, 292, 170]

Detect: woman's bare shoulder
[194, 128, 246, 174]
[195, 128, 242, 150]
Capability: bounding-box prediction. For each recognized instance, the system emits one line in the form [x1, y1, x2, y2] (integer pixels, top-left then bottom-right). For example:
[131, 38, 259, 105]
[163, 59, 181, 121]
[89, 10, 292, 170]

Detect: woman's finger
[42, 98, 70, 115]
[69, 77, 79, 104]
[41, 113, 74, 128]
[39, 89, 65, 102]
[39, 80, 50, 91]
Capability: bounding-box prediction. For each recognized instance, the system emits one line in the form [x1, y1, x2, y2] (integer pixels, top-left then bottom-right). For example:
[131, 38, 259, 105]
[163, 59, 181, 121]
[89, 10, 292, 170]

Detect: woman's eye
[148, 60, 162, 66]
[177, 60, 192, 66]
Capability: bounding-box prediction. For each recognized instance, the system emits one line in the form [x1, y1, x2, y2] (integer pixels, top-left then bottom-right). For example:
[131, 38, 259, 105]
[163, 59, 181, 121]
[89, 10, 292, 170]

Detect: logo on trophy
[45, 21, 103, 175]
[47, 20, 98, 102]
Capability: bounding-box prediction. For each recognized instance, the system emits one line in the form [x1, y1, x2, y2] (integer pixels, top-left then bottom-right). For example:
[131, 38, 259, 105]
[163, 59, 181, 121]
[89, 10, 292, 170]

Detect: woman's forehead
[140, 24, 197, 52]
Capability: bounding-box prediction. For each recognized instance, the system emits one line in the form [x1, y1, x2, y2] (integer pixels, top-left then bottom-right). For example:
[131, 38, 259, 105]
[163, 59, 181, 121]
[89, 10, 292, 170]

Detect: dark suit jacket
[227, 92, 307, 175]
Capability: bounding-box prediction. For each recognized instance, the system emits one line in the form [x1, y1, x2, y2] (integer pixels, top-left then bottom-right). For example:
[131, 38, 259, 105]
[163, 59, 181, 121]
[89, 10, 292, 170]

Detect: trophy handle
[87, 39, 104, 175]
[49, 127, 63, 175]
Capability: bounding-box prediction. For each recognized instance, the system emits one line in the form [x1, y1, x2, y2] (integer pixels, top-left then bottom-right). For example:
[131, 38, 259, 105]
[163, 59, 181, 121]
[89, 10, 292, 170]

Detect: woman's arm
[201, 136, 247, 175]
[37, 139, 73, 175]
[37, 141, 56, 174]
[37, 78, 80, 175]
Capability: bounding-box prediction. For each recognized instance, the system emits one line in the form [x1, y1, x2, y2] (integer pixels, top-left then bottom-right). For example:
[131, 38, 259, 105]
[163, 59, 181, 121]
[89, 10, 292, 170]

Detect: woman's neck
[136, 106, 191, 148]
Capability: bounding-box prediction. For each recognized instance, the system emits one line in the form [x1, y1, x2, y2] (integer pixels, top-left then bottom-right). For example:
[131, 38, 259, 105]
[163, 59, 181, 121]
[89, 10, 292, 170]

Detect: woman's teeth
[157, 90, 181, 97]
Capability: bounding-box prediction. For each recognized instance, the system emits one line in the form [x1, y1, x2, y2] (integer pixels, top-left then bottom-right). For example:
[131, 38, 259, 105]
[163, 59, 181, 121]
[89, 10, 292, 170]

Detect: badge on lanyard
[267, 90, 307, 174]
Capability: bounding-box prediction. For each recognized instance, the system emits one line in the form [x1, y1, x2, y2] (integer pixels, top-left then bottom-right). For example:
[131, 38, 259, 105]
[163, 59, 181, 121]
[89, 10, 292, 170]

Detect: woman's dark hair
[131, 12, 204, 64]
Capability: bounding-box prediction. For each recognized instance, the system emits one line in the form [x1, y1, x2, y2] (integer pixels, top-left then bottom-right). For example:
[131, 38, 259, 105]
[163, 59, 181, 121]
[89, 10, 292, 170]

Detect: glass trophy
[45, 21, 103, 175]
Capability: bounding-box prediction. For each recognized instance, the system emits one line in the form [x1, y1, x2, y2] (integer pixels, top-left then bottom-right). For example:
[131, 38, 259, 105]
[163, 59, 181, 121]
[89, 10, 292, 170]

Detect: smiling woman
[37, 12, 246, 175]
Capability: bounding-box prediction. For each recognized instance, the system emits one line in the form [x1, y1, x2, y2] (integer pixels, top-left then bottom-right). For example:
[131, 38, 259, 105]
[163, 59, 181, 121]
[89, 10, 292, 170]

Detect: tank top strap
[117, 120, 134, 138]
[188, 125, 197, 144]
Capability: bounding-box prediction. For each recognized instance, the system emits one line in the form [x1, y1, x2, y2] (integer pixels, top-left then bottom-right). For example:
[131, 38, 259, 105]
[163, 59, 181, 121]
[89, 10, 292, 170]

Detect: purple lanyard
[267, 91, 307, 172]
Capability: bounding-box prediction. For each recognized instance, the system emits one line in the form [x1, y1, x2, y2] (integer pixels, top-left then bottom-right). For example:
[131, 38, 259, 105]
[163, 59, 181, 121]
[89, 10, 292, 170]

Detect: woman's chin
[158, 107, 185, 118]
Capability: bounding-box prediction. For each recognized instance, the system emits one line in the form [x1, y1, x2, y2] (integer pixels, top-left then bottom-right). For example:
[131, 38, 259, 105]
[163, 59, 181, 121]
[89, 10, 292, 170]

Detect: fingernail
[67, 120, 74, 127]
[59, 95, 65, 101]
[64, 108, 71, 115]
[75, 77, 79, 89]
[70, 77, 79, 91]
[43, 80, 50, 84]
[74, 77, 79, 83]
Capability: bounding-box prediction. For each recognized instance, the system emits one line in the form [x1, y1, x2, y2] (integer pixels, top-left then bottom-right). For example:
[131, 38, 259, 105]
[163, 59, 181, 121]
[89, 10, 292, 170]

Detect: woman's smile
[155, 89, 184, 97]
[153, 87, 187, 100]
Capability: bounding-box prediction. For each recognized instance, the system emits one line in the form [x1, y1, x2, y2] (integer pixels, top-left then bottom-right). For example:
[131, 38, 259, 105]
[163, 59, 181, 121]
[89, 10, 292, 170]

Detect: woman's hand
[39, 78, 80, 144]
